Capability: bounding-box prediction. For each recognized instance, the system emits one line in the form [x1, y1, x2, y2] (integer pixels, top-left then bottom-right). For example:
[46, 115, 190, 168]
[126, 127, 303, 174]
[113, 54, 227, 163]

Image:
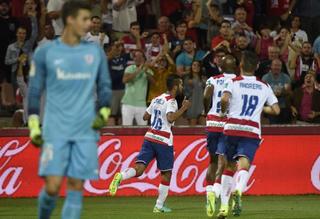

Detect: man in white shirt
[112, 0, 144, 33]
[84, 16, 109, 49]
[47, 0, 66, 36]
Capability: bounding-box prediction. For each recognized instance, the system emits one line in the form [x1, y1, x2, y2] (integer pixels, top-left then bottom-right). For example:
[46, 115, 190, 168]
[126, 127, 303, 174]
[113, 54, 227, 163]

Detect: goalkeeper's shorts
[39, 139, 99, 180]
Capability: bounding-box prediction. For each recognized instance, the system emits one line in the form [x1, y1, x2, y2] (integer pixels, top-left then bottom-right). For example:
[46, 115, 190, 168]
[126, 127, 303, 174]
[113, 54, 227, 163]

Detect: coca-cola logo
[0, 140, 29, 195]
[1, 137, 320, 197]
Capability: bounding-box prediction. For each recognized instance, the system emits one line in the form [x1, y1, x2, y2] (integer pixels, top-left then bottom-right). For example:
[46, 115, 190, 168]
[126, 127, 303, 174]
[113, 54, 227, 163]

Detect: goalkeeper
[27, 1, 111, 219]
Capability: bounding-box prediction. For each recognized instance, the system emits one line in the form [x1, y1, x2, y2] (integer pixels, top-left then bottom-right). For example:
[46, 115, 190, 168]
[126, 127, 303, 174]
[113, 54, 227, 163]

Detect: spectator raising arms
[289, 41, 319, 87]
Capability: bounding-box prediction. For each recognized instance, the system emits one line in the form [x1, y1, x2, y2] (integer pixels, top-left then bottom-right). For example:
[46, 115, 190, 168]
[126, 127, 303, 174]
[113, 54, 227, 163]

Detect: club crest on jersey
[84, 54, 94, 65]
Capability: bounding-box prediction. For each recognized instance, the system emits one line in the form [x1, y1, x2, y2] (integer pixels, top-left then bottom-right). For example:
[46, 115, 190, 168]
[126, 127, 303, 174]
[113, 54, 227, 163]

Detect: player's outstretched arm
[263, 103, 280, 116]
[167, 97, 191, 123]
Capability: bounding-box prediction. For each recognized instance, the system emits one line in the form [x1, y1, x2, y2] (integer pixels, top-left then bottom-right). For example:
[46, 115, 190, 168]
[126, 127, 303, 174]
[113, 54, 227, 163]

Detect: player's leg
[63, 140, 99, 219]
[205, 132, 221, 217]
[217, 136, 238, 219]
[231, 137, 260, 216]
[109, 140, 154, 196]
[38, 176, 63, 219]
[154, 143, 174, 213]
[134, 106, 148, 126]
[61, 178, 84, 219]
[38, 141, 70, 219]
[121, 104, 134, 125]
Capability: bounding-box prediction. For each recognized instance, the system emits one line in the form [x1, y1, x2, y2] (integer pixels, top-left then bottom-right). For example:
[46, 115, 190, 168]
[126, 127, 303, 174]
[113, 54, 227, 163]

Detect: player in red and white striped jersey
[203, 55, 237, 217]
[217, 51, 280, 218]
[109, 74, 191, 213]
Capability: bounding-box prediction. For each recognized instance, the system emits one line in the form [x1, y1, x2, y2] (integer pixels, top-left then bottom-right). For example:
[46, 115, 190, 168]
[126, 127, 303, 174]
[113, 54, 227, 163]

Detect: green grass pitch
[0, 195, 319, 219]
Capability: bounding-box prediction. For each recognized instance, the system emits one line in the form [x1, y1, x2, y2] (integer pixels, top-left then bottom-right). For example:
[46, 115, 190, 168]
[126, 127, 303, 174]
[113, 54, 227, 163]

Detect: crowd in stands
[1, 0, 320, 127]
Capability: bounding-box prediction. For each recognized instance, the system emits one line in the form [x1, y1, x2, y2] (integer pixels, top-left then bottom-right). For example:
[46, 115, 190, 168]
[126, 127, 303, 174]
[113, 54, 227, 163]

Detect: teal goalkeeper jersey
[28, 38, 111, 141]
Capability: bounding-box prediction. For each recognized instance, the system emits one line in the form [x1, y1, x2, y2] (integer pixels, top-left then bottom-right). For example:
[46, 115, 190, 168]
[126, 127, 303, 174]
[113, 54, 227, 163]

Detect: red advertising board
[0, 134, 320, 197]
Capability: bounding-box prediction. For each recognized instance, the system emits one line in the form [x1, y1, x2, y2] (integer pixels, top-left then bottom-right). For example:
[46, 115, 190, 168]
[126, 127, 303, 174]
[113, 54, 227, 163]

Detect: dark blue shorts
[224, 136, 261, 162]
[206, 132, 227, 156]
[136, 140, 174, 171]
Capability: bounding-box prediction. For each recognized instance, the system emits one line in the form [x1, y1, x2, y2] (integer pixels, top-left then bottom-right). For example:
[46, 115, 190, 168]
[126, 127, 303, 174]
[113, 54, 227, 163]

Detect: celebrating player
[203, 55, 237, 217]
[27, 2, 111, 219]
[109, 74, 191, 213]
[217, 51, 280, 218]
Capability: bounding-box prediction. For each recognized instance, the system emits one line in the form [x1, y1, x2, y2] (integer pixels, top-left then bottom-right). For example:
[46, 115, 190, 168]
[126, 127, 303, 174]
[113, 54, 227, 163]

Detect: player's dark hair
[91, 15, 101, 20]
[61, 1, 92, 25]
[130, 21, 140, 28]
[166, 74, 181, 91]
[241, 50, 259, 73]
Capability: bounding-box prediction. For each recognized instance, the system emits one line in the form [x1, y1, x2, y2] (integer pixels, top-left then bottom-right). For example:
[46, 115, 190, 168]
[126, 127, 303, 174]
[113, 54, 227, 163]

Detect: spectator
[232, 34, 250, 62]
[108, 40, 129, 125]
[291, 73, 320, 123]
[176, 37, 206, 76]
[47, 0, 66, 36]
[170, 20, 188, 58]
[290, 16, 308, 43]
[38, 23, 55, 47]
[5, 14, 38, 85]
[211, 19, 232, 51]
[84, 16, 110, 49]
[262, 58, 292, 124]
[256, 46, 288, 79]
[112, 0, 144, 34]
[294, 0, 320, 43]
[183, 60, 206, 125]
[157, 16, 174, 41]
[266, 0, 296, 22]
[255, 24, 274, 60]
[182, 0, 202, 47]
[101, 0, 113, 35]
[145, 32, 163, 62]
[289, 41, 319, 87]
[203, 48, 227, 78]
[122, 21, 146, 54]
[121, 50, 155, 126]
[236, 0, 255, 28]
[0, 0, 18, 83]
[231, 6, 255, 45]
[206, 1, 223, 48]
[274, 26, 291, 64]
[147, 48, 175, 104]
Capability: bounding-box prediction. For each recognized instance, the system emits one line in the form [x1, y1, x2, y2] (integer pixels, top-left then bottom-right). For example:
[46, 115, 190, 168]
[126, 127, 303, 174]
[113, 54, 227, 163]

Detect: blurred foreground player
[27, 2, 111, 219]
[109, 74, 191, 213]
[203, 55, 237, 217]
[217, 51, 280, 218]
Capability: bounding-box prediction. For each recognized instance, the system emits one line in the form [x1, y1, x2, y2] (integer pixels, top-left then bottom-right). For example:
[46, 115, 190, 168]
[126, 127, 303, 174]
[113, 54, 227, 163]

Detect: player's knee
[237, 157, 250, 170]
[161, 171, 172, 182]
[45, 183, 60, 196]
[67, 178, 83, 191]
[210, 154, 218, 164]
[134, 164, 146, 177]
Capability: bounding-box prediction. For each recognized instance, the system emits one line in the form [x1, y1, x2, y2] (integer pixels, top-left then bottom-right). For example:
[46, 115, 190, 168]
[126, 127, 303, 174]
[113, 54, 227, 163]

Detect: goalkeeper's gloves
[92, 107, 111, 130]
[28, 115, 44, 147]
